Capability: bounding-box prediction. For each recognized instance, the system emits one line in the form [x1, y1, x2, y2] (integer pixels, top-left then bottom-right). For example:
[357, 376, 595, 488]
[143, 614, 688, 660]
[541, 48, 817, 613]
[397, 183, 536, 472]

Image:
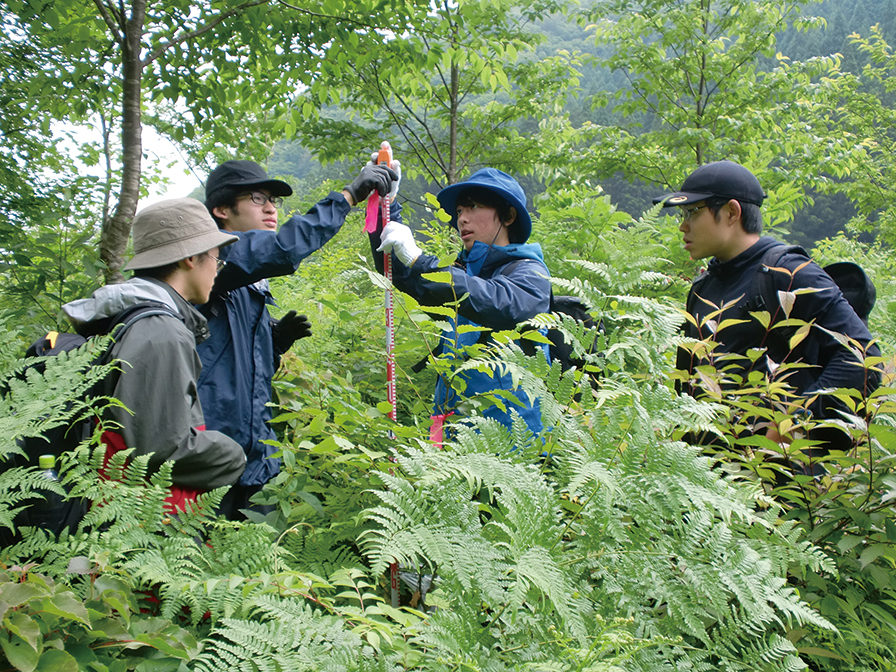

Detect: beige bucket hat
[123, 198, 238, 271]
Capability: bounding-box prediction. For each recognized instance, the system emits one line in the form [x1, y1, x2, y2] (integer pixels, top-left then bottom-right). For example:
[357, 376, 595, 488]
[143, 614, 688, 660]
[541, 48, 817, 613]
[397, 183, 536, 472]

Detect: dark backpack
[1, 301, 177, 541]
[748, 244, 876, 324]
[687, 244, 876, 326]
[521, 293, 601, 377]
[13, 302, 178, 468]
[497, 260, 601, 377]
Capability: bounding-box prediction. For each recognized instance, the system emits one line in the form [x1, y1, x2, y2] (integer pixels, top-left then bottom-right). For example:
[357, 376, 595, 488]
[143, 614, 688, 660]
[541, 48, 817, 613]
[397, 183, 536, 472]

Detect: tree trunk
[100, 0, 146, 285]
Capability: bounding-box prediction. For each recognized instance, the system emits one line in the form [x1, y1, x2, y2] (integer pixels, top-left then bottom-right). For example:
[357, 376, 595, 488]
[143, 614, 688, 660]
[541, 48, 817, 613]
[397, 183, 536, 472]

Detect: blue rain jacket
[389, 240, 552, 435]
[197, 192, 351, 486]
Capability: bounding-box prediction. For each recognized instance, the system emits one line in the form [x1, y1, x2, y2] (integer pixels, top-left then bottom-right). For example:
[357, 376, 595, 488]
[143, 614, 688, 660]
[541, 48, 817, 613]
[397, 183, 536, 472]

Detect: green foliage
[0, 201, 104, 334]
[830, 27, 896, 247]
[554, 0, 864, 236]
[0, 564, 199, 672]
[534, 180, 698, 301]
[5, 1, 896, 669]
[675, 262, 896, 670]
[0, 336, 118, 536]
[293, 0, 581, 186]
[5, 186, 896, 670]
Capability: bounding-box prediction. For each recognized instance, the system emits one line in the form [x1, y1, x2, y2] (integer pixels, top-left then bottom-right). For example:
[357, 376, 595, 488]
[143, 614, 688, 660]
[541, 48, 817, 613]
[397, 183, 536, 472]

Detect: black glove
[343, 164, 399, 205]
[271, 311, 312, 353]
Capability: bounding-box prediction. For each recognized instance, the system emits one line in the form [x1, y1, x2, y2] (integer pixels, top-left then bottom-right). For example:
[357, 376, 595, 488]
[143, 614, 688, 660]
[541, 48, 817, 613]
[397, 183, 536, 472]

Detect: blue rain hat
[437, 168, 532, 243]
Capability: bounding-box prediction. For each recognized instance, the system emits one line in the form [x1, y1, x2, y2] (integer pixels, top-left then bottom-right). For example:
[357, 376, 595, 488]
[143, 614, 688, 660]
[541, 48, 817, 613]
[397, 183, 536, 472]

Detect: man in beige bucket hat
[63, 198, 247, 511]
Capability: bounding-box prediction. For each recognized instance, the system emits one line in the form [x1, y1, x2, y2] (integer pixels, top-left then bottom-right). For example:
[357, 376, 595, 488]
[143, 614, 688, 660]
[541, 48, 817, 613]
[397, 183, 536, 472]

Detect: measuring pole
[365, 141, 400, 608]
[377, 143, 398, 431]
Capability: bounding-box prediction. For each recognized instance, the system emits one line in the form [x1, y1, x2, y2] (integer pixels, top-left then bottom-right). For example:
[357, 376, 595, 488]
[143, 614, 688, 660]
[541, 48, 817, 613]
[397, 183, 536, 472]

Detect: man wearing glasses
[63, 198, 247, 511]
[201, 160, 397, 518]
[655, 160, 879, 463]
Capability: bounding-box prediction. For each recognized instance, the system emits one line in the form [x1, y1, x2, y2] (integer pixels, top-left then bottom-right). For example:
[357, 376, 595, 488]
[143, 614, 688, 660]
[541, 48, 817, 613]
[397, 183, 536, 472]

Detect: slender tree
[554, 0, 856, 228]
[292, 0, 580, 189]
[832, 27, 896, 244]
[4, 0, 428, 283]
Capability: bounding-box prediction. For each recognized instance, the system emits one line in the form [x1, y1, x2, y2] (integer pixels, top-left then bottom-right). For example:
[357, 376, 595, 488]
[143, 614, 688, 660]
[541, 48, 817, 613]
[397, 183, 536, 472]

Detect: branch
[92, 0, 122, 42]
[276, 0, 409, 33]
[142, 0, 271, 65]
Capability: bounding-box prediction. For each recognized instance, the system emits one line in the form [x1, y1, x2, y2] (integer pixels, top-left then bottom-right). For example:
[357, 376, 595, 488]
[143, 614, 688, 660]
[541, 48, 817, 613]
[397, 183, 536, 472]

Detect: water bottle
[28, 454, 67, 534]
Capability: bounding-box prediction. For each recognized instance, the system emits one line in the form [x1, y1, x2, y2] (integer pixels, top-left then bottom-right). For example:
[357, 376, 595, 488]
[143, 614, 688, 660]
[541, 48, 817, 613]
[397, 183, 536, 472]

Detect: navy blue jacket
[381, 235, 552, 435]
[197, 192, 351, 486]
[680, 236, 880, 419]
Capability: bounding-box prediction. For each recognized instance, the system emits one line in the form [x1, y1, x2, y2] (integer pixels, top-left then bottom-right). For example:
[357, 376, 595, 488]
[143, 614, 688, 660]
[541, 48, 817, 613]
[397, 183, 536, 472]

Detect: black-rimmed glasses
[239, 191, 284, 209]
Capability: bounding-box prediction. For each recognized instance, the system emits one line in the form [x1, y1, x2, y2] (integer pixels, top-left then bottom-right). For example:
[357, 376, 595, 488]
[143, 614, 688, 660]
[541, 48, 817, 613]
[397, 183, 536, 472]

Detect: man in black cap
[200, 160, 397, 518]
[655, 160, 880, 461]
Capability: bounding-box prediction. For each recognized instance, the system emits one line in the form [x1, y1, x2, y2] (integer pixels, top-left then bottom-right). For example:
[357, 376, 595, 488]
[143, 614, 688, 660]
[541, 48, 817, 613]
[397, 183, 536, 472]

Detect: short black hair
[132, 251, 210, 281]
[456, 187, 516, 226]
[206, 187, 240, 227]
[709, 198, 763, 234]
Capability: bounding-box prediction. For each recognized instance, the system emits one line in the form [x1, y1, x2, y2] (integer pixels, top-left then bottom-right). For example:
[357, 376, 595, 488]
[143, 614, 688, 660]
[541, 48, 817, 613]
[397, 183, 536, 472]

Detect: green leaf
[0, 635, 40, 672]
[859, 544, 889, 569]
[0, 583, 46, 610]
[421, 271, 453, 284]
[35, 649, 78, 672]
[295, 491, 326, 517]
[4, 612, 40, 649]
[39, 593, 90, 626]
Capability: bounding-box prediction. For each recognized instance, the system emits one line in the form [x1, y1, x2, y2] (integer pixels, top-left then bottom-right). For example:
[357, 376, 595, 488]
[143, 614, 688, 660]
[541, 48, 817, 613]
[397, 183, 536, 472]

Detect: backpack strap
[747, 244, 809, 315]
[685, 268, 712, 324]
[95, 302, 181, 365]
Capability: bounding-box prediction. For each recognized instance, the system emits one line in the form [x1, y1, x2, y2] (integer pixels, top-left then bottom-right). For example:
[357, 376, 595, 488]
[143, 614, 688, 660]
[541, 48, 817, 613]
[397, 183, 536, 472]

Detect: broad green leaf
[38, 593, 90, 626]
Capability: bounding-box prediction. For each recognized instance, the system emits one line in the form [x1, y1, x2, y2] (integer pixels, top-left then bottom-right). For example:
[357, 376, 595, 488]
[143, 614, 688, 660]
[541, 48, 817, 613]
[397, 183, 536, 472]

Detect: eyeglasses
[238, 191, 284, 209]
[208, 254, 226, 272]
[679, 204, 708, 222]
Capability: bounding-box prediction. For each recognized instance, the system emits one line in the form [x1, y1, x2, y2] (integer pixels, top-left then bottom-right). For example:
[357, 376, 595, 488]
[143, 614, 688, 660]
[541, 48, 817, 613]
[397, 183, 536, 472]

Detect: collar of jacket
[459, 240, 546, 277]
[143, 277, 210, 344]
[705, 236, 779, 280]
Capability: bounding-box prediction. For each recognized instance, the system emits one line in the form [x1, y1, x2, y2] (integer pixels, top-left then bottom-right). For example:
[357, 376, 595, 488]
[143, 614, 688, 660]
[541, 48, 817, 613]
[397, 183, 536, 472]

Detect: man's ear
[504, 206, 517, 227]
[212, 205, 230, 223]
[722, 199, 742, 226]
[179, 256, 197, 271]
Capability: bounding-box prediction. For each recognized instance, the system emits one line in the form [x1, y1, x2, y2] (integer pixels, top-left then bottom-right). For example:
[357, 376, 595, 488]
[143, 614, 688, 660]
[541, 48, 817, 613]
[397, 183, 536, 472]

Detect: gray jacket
[64, 278, 246, 490]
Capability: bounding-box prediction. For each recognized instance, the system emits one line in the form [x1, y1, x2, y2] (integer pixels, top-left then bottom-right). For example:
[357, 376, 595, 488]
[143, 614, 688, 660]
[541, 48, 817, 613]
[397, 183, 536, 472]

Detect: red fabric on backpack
[99, 424, 203, 514]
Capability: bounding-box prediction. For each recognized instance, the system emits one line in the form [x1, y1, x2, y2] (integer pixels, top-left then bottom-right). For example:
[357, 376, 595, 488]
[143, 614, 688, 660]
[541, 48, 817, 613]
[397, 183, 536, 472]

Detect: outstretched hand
[343, 164, 398, 206]
[369, 151, 401, 201]
[272, 310, 312, 353]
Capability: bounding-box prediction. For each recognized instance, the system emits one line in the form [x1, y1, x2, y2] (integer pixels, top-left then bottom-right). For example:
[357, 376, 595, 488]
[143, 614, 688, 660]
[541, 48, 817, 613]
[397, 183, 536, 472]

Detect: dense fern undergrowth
[2, 202, 896, 671]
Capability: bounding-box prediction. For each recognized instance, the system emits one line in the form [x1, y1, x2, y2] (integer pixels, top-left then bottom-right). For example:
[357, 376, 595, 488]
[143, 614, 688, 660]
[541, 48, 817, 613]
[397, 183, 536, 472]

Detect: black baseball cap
[205, 160, 293, 203]
[653, 160, 766, 207]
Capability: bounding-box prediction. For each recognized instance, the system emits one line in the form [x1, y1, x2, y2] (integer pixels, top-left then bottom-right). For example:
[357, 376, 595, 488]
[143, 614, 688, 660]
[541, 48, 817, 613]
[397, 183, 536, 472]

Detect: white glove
[377, 221, 422, 266]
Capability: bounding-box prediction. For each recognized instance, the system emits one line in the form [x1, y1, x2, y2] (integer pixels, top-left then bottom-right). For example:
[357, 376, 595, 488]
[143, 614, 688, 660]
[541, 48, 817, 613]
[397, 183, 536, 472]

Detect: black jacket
[679, 236, 880, 420]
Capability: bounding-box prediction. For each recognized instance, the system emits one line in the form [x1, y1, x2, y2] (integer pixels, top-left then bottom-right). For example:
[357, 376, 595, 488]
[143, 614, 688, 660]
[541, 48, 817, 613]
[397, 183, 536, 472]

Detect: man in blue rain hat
[372, 168, 551, 444]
